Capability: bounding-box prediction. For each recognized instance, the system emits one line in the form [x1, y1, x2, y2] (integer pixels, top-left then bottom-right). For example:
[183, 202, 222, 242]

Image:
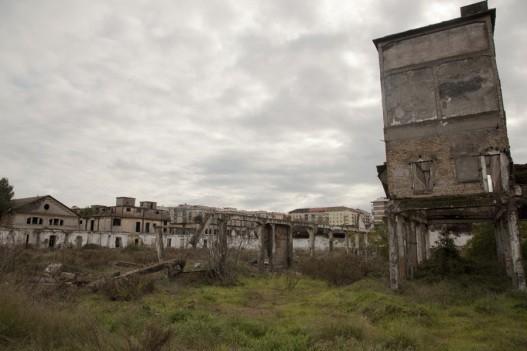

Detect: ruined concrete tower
[373, 1, 526, 289]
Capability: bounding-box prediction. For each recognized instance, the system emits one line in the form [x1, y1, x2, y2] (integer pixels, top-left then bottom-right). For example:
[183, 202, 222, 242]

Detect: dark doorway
[75, 236, 83, 248]
[115, 237, 122, 248]
[49, 235, 57, 248]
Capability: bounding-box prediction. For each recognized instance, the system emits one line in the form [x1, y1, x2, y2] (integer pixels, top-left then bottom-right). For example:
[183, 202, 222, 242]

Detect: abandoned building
[79, 197, 170, 236]
[374, 1, 526, 289]
[0, 195, 80, 231]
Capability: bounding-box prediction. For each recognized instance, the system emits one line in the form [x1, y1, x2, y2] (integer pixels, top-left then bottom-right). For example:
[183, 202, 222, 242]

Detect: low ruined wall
[0, 227, 189, 249]
[0, 227, 356, 251]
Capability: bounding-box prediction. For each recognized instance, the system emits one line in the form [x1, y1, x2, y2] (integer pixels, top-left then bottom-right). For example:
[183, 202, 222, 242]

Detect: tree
[0, 178, 14, 218]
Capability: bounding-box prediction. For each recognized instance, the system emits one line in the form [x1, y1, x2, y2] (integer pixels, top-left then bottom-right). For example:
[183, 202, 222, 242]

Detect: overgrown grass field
[1, 243, 527, 350]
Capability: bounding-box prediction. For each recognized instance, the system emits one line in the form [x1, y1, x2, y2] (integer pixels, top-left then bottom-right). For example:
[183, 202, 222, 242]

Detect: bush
[100, 275, 155, 301]
[416, 236, 475, 279]
[465, 223, 496, 263]
[298, 253, 385, 286]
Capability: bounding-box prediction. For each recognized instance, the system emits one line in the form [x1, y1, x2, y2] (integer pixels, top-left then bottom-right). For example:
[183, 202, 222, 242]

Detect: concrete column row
[258, 224, 294, 272]
[388, 214, 430, 289]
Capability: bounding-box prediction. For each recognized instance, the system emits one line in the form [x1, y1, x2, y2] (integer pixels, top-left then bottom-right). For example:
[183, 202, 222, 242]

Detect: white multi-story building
[288, 206, 371, 230]
[371, 197, 388, 224]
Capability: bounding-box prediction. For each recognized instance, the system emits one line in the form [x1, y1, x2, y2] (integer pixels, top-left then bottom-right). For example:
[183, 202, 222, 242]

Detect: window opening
[411, 158, 433, 194]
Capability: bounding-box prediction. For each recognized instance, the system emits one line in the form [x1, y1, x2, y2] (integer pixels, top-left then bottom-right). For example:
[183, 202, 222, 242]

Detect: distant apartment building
[79, 197, 170, 234]
[371, 197, 388, 224]
[288, 206, 371, 229]
[0, 195, 80, 231]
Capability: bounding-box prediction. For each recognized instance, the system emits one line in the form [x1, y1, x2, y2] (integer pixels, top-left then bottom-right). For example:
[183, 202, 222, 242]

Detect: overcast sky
[1, 0, 526, 212]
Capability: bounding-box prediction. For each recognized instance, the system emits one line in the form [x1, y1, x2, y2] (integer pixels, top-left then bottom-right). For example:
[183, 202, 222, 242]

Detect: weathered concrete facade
[0, 196, 80, 232]
[374, 1, 526, 290]
[79, 197, 169, 235]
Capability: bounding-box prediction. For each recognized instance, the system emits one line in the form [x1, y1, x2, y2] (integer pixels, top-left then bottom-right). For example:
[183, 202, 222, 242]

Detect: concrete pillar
[506, 205, 526, 290]
[499, 218, 513, 277]
[495, 218, 506, 271]
[407, 221, 418, 279]
[257, 225, 265, 272]
[156, 227, 164, 263]
[396, 215, 407, 282]
[387, 215, 399, 290]
[270, 224, 276, 269]
[308, 227, 315, 257]
[416, 223, 423, 264]
[354, 232, 360, 254]
[424, 225, 431, 260]
[345, 231, 351, 254]
[364, 231, 369, 247]
[415, 223, 426, 265]
[287, 225, 294, 268]
[328, 231, 334, 252]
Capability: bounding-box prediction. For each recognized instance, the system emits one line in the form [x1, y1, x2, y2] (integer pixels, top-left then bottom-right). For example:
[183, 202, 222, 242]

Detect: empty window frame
[135, 222, 141, 233]
[410, 160, 433, 194]
[145, 222, 150, 233]
[113, 218, 121, 226]
[480, 154, 501, 192]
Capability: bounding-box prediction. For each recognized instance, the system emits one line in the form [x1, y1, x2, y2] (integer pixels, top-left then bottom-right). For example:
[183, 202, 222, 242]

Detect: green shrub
[298, 253, 385, 286]
[416, 237, 475, 279]
[465, 223, 496, 263]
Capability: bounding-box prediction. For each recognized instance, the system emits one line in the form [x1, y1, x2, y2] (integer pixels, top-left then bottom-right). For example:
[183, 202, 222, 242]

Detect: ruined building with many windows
[78, 197, 170, 235]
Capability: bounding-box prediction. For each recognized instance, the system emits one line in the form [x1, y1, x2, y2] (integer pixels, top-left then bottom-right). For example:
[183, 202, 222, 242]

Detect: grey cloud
[1, 0, 525, 212]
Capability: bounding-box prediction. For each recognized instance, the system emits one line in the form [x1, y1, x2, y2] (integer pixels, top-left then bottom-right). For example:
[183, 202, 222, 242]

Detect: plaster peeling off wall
[382, 22, 489, 71]
[437, 56, 498, 118]
[385, 68, 437, 126]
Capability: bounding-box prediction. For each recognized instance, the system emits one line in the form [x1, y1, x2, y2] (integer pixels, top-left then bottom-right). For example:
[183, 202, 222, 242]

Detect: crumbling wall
[377, 15, 509, 199]
[386, 126, 509, 198]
